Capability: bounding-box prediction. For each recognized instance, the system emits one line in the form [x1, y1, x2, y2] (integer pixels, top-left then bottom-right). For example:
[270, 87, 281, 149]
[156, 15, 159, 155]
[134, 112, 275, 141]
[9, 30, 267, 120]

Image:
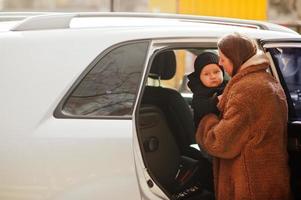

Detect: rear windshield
[61, 41, 149, 118]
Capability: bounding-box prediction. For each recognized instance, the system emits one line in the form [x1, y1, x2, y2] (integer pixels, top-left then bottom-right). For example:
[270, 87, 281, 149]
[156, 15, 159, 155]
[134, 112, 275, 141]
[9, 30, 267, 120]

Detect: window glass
[62, 41, 149, 117]
[268, 47, 301, 119]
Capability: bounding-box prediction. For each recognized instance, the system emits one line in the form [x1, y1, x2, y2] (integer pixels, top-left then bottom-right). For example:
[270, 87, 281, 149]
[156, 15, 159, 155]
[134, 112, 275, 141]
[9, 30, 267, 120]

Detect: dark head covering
[188, 52, 225, 94]
[194, 52, 219, 77]
[217, 32, 257, 76]
[187, 52, 228, 128]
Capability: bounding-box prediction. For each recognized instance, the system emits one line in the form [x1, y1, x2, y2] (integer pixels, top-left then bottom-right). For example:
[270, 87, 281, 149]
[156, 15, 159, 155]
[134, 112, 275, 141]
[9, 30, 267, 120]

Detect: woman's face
[199, 64, 224, 88]
[218, 49, 234, 76]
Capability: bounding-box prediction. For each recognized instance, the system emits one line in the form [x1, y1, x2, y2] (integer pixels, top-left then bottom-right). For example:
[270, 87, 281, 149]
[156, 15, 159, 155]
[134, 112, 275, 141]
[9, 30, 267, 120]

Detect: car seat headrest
[149, 51, 176, 80]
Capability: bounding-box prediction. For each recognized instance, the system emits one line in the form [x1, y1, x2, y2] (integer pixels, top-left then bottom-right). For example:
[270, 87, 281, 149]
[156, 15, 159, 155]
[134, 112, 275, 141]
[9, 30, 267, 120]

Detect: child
[187, 52, 228, 128]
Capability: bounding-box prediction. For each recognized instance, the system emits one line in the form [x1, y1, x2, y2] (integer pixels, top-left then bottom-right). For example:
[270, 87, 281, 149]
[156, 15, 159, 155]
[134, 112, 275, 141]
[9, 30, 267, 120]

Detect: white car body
[0, 12, 300, 200]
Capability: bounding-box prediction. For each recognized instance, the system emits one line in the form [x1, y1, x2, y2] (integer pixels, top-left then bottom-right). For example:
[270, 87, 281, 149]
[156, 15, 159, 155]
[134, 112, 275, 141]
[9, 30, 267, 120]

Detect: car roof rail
[11, 13, 77, 31]
[0, 12, 50, 22]
[10, 12, 298, 34]
[83, 12, 263, 28]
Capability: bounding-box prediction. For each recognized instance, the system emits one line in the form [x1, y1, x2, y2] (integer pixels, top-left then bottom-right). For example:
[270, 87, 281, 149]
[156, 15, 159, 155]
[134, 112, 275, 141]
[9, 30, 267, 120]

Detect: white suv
[1, 12, 301, 200]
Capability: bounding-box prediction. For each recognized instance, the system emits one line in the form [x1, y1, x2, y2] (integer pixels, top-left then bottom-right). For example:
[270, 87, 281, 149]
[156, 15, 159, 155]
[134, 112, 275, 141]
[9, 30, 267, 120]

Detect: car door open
[262, 38, 301, 200]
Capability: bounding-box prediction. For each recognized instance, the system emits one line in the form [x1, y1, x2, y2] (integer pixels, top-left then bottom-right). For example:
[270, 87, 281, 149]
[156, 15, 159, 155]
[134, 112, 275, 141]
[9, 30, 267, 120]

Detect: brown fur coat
[196, 52, 291, 200]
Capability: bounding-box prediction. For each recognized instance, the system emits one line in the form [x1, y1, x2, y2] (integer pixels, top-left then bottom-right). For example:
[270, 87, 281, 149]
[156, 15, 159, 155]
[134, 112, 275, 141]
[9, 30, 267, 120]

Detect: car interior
[136, 47, 301, 200]
[137, 49, 215, 200]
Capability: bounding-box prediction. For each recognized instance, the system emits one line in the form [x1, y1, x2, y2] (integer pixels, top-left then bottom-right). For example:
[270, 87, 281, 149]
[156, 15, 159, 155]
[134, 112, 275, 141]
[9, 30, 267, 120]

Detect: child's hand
[218, 95, 223, 101]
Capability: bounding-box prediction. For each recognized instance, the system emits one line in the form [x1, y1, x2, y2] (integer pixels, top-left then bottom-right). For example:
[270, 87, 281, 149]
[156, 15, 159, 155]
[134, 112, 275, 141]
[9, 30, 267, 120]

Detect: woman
[196, 33, 291, 200]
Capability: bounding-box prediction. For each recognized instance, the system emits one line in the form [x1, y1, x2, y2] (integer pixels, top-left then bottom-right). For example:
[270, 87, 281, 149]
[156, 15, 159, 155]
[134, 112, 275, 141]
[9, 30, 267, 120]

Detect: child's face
[199, 64, 223, 88]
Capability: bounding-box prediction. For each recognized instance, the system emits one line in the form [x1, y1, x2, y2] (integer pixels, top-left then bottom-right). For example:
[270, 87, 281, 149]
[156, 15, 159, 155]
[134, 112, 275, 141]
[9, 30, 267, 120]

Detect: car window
[268, 47, 301, 119]
[62, 41, 149, 117]
[146, 48, 227, 106]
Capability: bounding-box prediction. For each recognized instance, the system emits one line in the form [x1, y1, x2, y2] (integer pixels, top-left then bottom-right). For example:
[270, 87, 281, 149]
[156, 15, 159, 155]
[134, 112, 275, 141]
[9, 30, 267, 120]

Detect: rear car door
[261, 39, 301, 199]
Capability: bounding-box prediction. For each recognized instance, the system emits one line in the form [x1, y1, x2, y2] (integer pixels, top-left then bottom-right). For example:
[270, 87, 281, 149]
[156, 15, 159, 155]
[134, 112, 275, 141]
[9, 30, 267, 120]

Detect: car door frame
[133, 37, 219, 200]
[260, 38, 301, 199]
[260, 38, 301, 121]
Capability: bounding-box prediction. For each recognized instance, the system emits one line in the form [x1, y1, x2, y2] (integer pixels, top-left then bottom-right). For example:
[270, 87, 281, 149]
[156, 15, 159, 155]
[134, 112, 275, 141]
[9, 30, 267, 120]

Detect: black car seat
[139, 105, 181, 191]
[141, 50, 197, 157]
[138, 105, 214, 199]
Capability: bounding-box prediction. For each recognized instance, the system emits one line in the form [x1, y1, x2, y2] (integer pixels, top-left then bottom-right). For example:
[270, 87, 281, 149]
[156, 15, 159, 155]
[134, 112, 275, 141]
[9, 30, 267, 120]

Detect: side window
[268, 47, 301, 119]
[62, 41, 149, 117]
